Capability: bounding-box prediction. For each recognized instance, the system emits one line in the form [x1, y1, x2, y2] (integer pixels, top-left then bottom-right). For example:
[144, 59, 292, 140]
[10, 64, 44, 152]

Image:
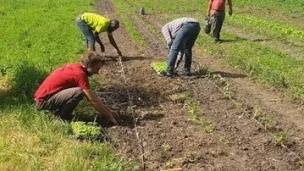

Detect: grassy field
[112, 0, 304, 100]
[0, 0, 127, 170]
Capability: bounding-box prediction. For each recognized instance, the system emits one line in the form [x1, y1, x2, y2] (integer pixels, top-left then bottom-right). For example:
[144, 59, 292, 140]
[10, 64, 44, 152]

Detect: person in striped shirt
[76, 12, 122, 56]
[162, 18, 201, 76]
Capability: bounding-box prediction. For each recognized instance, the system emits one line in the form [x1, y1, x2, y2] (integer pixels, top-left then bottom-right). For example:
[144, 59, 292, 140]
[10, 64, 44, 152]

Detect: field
[1, 0, 304, 170]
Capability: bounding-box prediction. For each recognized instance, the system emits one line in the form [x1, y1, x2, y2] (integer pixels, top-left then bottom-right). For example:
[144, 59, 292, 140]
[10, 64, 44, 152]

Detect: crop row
[226, 14, 304, 45]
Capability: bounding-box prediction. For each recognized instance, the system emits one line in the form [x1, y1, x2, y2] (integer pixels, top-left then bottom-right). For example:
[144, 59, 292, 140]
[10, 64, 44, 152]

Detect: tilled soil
[93, 0, 304, 170]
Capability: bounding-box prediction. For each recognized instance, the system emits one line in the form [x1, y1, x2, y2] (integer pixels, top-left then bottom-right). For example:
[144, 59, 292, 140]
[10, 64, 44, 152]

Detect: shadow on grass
[220, 37, 247, 43]
[210, 71, 247, 78]
[0, 61, 48, 109]
[252, 38, 272, 42]
[220, 38, 271, 44]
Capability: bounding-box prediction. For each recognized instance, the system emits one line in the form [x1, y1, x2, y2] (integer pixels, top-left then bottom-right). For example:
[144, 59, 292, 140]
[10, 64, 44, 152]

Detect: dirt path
[94, 0, 304, 170]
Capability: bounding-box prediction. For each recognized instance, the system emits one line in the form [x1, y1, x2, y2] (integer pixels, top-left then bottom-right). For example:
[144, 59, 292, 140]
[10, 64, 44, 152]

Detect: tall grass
[0, 0, 127, 170]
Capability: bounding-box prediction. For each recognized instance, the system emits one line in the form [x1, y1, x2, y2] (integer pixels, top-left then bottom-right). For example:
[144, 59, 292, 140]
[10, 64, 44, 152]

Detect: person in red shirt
[34, 52, 117, 124]
[207, 0, 233, 42]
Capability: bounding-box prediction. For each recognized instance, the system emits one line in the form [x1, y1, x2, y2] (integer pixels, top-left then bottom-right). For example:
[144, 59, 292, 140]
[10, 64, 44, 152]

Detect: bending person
[162, 18, 200, 76]
[76, 12, 122, 56]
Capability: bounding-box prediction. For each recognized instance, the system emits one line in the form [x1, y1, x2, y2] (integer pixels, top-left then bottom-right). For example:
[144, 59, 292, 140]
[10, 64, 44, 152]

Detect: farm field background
[1, 0, 304, 170]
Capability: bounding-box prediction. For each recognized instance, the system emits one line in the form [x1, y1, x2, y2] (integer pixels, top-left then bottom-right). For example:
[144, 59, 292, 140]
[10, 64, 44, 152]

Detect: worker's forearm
[109, 36, 120, 51]
[91, 99, 114, 120]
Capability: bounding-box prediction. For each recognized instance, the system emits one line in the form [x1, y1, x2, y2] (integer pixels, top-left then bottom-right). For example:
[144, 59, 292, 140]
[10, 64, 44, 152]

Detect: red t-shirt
[34, 64, 90, 102]
[211, 0, 226, 12]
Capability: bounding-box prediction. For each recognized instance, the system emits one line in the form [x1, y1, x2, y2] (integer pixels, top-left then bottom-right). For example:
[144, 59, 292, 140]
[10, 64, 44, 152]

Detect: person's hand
[229, 9, 233, 16]
[117, 50, 122, 56]
[109, 113, 118, 125]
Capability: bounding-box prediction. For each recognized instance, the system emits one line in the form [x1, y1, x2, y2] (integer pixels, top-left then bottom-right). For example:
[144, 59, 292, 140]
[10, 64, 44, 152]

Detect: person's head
[81, 52, 105, 76]
[108, 19, 120, 33]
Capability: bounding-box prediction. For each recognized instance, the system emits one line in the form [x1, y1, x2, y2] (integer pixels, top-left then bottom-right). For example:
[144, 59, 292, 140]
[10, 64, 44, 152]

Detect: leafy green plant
[298, 161, 304, 167]
[253, 108, 277, 131]
[165, 161, 175, 168]
[71, 121, 101, 140]
[185, 99, 215, 133]
[161, 143, 172, 152]
[151, 61, 167, 74]
[222, 83, 234, 99]
[275, 132, 288, 146]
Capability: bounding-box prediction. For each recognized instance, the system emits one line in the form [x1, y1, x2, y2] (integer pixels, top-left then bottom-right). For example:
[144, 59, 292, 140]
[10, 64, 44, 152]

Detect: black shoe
[214, 38, 222, 43]
[160, 71, 178, 77]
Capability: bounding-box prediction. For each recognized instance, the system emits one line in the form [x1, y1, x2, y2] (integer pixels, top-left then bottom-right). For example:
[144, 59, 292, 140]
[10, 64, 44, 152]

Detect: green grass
[226, 14, 304, 44]
[112, 0, 145, 46]
[0, 0, 128, 170]
[233, 0, 304, 18]
[197, 31, 304, 98]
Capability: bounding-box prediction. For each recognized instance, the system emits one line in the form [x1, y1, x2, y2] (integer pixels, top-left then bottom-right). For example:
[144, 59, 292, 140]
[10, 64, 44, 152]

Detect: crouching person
[34, 52, 118, 125]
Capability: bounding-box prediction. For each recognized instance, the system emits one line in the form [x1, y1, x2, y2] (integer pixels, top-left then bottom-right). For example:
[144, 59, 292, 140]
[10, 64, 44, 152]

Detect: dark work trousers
[167, 22, 201, 73]
[211, 11, 225, 40]
[35, 87, 84, 120]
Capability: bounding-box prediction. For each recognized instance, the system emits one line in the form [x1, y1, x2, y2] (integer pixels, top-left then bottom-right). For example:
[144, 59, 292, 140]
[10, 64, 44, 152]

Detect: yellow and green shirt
[81, 12, 111, 33]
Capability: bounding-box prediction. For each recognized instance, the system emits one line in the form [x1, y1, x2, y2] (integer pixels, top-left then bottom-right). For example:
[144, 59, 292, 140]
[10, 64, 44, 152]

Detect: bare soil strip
[95, 0, 304, 170]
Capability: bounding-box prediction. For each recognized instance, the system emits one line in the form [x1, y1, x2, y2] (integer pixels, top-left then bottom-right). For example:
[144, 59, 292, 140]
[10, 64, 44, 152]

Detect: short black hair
[108, 19, 119, 32]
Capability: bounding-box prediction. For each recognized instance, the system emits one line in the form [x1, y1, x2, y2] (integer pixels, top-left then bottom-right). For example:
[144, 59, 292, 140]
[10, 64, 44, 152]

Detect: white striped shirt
[161, 18, 198, 46]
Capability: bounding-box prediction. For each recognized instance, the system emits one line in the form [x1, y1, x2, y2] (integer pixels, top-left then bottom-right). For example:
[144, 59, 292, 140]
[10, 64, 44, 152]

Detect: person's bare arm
[108, 33, 122, 56]
[83, 88, 118, 124]
[94, 32, 105, 52]
[207, 0, 213, 16]
[227, 0, 233, 15]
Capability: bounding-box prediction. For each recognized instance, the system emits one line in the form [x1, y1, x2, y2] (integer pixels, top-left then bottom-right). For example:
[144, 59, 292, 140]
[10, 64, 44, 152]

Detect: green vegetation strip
[233, 0, 304, 18]
[197, 30, 304, 99]
[111, 0, 145, 46]
[226, 14, 304, 44]
[0, 0, 127, 170]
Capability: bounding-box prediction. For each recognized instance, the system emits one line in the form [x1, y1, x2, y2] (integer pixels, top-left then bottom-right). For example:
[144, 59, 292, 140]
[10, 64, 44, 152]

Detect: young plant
[151, 61, 167, 74]
[185, 99, 215, 133]
[275, 131, 288, 146]
[161, 142, 172, 152]
[71, 121, 101, 140]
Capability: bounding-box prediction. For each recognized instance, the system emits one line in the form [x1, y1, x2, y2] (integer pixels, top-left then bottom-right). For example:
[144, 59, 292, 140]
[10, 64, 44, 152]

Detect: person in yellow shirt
[76, 12, 122, 56]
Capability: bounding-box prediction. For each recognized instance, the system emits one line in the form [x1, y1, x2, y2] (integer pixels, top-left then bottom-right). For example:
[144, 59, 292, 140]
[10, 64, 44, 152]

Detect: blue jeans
[75, 17, 95, 47]
[167, 22, 200, 73]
